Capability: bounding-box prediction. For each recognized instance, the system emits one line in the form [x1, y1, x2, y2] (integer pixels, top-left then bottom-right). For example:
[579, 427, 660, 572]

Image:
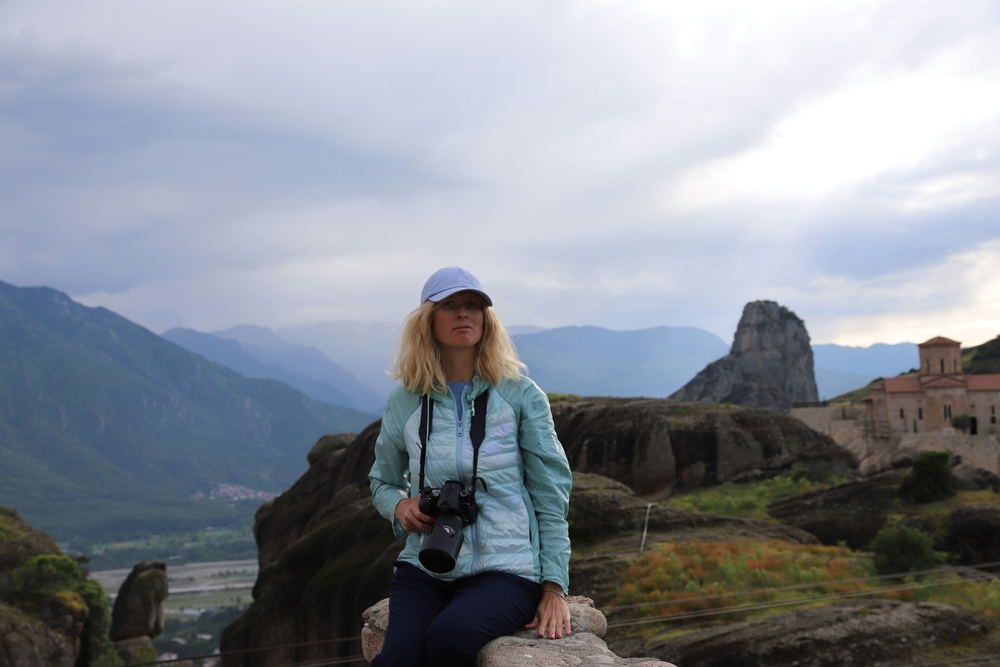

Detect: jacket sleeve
[518, 382, 572, 593]
[369, 394, 413, 539]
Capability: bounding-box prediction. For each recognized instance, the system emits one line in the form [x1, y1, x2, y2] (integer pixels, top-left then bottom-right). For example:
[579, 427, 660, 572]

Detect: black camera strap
[417, 389, 490, 493]
[470, 390, 489, 493]
[418, 393, 433, 492]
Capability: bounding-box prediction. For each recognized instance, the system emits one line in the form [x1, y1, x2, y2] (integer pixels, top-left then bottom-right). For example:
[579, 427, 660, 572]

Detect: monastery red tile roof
[882, 376, 923, 393]
[967, 375, 1000, 391]
[919, 336, 961, 346]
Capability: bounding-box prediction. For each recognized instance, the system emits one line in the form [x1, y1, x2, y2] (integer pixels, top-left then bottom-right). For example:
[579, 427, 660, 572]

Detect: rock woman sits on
[368, 266, 573, 667]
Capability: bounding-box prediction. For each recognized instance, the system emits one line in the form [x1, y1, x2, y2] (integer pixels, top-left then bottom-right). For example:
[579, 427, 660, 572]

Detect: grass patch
[546, 393, 581, 403]
[665, 476, 840, 521]
[75, 524, 257, 570]
[604, 540, 1000, 642]
[891, 489, 1000, 541]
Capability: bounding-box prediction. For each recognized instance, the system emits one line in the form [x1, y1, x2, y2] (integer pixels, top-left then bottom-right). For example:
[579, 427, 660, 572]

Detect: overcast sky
[2, 0, 999, 347]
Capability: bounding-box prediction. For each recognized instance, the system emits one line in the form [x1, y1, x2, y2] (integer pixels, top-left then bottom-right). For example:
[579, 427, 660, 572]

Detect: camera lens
[418, 514, 465, 573]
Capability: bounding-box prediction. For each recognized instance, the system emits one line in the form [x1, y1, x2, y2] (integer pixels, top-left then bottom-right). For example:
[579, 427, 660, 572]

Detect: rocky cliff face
[221, 397, 856, 666]
[0, 507, 116, 667]
[551, 397, 855, 495]
[670, 301, 819, 412]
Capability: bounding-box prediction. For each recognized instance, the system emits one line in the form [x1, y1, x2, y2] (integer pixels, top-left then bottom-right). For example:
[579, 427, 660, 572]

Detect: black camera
[417, 480, 479, 573]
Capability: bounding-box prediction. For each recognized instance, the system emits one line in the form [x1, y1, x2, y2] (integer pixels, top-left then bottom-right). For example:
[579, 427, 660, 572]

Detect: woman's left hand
[524, 584, 572, 639]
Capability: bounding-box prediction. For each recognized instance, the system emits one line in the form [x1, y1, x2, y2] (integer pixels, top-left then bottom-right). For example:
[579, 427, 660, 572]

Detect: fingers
[394, 497, 434, 533]
[534, 595, 572, 639]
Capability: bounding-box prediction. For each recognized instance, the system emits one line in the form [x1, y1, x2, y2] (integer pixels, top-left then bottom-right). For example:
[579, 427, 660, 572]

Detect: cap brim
[426, 287, 493, 307]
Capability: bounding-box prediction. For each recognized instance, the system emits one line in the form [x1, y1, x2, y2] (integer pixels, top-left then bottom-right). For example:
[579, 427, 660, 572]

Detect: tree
[951, 413, 971, 434]
[868, 525, 945, 576]
[898, 451, 955, 503]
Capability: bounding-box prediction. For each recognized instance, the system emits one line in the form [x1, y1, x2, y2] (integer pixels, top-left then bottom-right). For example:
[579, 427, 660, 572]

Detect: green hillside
[964, 335, 1000, 374]
[0, 281, 377, 541]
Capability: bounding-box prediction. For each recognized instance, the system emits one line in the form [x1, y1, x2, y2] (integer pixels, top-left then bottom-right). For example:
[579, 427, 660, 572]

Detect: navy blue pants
[370, 561, 541, 667]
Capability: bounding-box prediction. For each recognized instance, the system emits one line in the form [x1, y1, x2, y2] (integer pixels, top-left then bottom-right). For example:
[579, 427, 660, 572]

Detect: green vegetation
[828, 378, 883, 403]
[868, 525, 945, 576]
[963, 335, 1000, 374]
[153, 606, 245, 658]
[546, 393, 581, 403]
[899, 451, 955, 504]
[951, 414, 972, 434]
[78, 524, 257, 571]
[1, 555, 121, 667]
[605, 539, 1000, 643]
[0, 280, 374, 542]
[666, 475, 841, 520]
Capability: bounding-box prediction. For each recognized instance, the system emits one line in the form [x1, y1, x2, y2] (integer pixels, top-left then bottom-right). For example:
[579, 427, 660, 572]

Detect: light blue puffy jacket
[369, 375, 572, 592]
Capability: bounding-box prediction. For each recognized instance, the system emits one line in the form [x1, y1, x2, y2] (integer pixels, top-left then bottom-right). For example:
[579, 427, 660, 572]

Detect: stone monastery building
[865, 337, 1000, 437]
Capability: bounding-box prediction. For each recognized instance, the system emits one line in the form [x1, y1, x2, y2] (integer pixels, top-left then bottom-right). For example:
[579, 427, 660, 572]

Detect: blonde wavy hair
[392, 300, 527, 395]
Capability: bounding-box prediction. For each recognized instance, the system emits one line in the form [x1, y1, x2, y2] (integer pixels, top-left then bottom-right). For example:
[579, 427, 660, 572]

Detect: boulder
[951, 464, 1000, 491]
[670, 301, 819, 413]
[766, 470, 906, 548]
[640, 600, 994, 667]
[551, 398, 856, 496]
[948, 505, 1000, 565]
[361, 597, 675, 666]
[113, 636, 158, 665]
[0, 602, 78, 667]
[109, 560, 168, 641]
[306, 432, 357, 465]
[0, 508, 110, 667]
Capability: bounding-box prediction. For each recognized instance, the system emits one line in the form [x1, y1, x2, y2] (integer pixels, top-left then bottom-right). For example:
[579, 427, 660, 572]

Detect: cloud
[1, 0, 999, 346]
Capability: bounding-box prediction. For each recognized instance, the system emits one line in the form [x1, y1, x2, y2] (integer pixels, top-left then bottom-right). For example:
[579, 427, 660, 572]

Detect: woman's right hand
[394, 496, 435, 533]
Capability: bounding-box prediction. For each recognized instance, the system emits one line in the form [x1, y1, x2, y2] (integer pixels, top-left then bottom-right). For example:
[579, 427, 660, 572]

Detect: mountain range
[0, 281, 376, 541]
[2, 277, 959, 543]
[163, 324, 925, 406]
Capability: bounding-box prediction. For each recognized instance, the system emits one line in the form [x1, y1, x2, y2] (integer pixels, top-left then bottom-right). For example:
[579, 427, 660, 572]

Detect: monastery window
[944, 405, 952, 421]
[899, 408, 905, 419]
[940, 359, 945, 373]
[918, 408, 923, 420]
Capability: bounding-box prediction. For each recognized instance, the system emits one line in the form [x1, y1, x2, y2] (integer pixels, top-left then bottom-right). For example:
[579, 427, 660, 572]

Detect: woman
[368, 266, 573, 667]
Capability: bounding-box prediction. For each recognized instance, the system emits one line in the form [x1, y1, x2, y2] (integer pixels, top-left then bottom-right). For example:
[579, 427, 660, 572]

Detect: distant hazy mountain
[0, 281, 376, 541]
[513, 325, 730, 397]
[812, 342, 919, 399]
[507, 325, 548, 335]
[279, 321, 400, 396]
[162, 325, 386, 413]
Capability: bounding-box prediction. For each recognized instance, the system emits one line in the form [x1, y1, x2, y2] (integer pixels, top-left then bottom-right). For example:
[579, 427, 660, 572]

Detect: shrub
[3, 555, 121, 667]
[898, 451, 955, 503]
[951, 414, 971, 434]
[868, 525, 945, 576]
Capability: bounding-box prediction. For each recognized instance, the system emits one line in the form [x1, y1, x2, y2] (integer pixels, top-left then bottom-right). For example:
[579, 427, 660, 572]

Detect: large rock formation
[109, 560, 168, 664]
[640, 600, 995, 667]
[948, 505, 1000, 566]
[766, 469, 906, 548]
[221, 398, 856, 666]
[0, 507, 116, 667]
[221, 421, 398, 667]
[670, 301, 819, 412]
[551, 398, 856, 496]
